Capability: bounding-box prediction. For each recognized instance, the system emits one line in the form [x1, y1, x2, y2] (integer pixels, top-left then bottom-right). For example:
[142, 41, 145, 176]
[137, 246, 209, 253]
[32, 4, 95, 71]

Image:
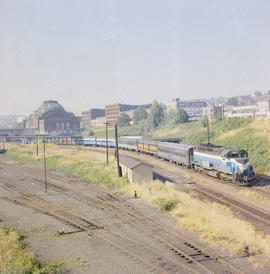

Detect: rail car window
[229, 152, 248, 158]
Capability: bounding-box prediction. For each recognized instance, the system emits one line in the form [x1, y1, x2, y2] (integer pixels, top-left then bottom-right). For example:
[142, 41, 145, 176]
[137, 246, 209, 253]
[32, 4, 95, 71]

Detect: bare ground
[0, 156, 266, 274]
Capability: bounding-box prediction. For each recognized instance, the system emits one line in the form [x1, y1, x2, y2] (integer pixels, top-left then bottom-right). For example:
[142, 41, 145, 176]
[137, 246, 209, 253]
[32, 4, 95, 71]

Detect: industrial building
[119, 155, 153, 183]
[81, 108, 105, 129]
[24, 100, 80, 135]
[203, 106, 223, 120]
[105, 103, 151, 126]
[167, 98, 207, 120]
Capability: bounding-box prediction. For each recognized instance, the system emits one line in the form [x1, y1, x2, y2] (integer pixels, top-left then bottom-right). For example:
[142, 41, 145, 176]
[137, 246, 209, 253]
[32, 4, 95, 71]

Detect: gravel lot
[0, 156, 266, 274]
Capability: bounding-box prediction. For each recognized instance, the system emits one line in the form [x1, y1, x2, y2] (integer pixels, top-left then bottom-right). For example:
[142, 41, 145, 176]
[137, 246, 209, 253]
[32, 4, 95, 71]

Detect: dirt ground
[0, 156, 266, 274]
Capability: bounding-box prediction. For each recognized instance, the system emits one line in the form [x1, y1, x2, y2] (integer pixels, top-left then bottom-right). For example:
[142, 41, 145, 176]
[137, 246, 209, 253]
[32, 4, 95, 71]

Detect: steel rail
[1, 182, 199, 274]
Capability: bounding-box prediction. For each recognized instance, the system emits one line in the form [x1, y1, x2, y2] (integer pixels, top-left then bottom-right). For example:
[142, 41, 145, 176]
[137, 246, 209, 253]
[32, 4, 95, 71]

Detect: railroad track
[193, 186, 270, 227]
[0, 161, 244, 274]
[1, 182, 198, 274]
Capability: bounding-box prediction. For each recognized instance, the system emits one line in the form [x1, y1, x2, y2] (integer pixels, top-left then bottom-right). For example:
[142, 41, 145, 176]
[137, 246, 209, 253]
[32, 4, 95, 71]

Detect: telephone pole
[36, 135, 39, 156]
[43, 138, 47, 193]
[206, 116, 210, 145]
[114, 124, 121, 177]
[105, 122, 109, 164]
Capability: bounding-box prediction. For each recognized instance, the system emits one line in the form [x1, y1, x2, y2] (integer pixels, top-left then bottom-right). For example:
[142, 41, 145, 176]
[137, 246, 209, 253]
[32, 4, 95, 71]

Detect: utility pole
[3, 138, 5, 150]
[105, 122, 109, 164]
[206, 116, 210, 145]
[114, 124, 121, 177]
[43, 138, 47, 193]
[36, 135, 39, 157]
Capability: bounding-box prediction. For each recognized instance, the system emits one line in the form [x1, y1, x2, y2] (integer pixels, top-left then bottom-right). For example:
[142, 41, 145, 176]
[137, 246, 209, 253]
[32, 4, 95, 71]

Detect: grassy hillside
[83, 118, 270, 174]
[154, 118, 270, 174]
[81, 124, 143, 138]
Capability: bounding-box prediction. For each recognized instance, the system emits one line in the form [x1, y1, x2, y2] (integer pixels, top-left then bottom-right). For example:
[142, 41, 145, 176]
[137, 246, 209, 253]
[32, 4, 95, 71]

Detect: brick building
[105, 103, 151, 125]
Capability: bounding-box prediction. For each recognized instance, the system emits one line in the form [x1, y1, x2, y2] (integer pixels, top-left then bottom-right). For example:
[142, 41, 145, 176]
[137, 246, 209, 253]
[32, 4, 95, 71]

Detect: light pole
[36, 135, 39, 157]
[43, 138, 47, 193]
[114, 123, 121, 177]
[105, 122, 109, 165]
[206, 116, 210, 145]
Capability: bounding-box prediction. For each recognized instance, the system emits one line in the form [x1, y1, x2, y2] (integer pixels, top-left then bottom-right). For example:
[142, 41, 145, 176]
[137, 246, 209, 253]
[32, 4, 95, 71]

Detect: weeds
[122, 181, 270, 267]
[0, 226, 61, 274]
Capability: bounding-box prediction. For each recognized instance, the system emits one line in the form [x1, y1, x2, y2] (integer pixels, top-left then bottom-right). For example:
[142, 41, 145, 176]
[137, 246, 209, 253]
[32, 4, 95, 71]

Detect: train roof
[195, 144, 246, 157]
[158, 142, 194, 150]
[139, 139, 160, 145]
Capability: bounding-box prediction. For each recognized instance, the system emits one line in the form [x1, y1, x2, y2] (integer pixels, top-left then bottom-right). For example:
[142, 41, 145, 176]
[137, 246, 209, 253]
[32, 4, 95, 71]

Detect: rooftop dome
[34, 100, 65, 118]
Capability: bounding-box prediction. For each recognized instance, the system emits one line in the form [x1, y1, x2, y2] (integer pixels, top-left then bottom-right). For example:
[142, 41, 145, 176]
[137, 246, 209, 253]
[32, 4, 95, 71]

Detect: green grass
[6, 144, 129, 188]
[81, 124, 143, 138]
[153, 198, 179, 211]
[0, 226, 60, 274]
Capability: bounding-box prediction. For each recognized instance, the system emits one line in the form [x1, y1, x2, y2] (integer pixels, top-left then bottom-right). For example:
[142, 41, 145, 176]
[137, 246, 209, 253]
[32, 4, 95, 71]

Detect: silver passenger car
[157, 142, 194, 167]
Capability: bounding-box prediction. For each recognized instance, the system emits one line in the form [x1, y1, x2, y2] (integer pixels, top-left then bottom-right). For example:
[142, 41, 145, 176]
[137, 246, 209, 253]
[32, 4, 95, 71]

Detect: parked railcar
[118, 137, 138, 151]
[83, 138, 97, 146]
[158, 142, 193, 167]
[138, 140, 159, 155]
[96, 137, 116, 147]
[193, 144, 255, 185]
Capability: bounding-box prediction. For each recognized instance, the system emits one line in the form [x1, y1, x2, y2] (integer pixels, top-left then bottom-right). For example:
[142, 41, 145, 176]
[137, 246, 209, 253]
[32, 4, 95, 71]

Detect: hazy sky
[1, 0, 270, 115]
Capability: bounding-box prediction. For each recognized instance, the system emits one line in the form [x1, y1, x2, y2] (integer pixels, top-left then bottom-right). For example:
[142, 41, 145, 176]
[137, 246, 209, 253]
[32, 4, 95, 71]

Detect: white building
[256, 95, 270, 117]
[167, 98, 207, 120]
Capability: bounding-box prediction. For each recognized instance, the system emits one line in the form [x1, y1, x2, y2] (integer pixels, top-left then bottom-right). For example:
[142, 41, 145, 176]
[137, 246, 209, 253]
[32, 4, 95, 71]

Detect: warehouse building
[81, 108, 105, 129]
[24, 100, 80, 135]
[105, 103, 151, 125]
[119, 155, 153, 183]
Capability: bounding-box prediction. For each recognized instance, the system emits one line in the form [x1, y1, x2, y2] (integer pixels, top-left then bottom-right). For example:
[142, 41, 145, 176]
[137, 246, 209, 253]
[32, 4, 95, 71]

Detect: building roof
[119, 155, 151, 169]
[34, 101, 72, 119]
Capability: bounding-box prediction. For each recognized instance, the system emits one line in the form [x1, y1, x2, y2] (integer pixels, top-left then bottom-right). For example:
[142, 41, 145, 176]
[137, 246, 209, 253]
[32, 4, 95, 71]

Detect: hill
[81, 118, 270, 175]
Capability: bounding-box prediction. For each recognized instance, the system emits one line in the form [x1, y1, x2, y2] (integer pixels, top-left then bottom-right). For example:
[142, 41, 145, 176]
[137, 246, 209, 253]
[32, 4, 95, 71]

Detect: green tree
[175, 108, 189, 124]
[133, 107, 148, 124]
[117, 113, 131, 127]
[146, 100, 164, 131]
[163, 108, 177, 126]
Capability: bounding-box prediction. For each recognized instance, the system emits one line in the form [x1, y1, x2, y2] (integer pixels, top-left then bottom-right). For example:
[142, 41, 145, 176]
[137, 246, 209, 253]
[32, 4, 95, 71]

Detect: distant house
[118, 155, 153, 183]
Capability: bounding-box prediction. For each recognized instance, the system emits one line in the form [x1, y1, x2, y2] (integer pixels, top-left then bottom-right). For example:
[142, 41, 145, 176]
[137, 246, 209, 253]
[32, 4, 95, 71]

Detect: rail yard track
[0, 158, 244, 274]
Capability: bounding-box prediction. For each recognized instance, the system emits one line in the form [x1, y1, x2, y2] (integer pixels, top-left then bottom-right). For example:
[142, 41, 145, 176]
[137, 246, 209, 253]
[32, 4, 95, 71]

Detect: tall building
[81, 109, 105, 129]
[167, 99, 207, 120]
[24, 100, 80, 135]
[105, 103, 151, 125]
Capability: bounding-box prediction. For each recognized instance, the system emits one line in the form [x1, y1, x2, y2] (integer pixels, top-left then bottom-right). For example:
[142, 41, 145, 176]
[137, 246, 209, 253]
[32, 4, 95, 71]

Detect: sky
[0, 0, 270, 116]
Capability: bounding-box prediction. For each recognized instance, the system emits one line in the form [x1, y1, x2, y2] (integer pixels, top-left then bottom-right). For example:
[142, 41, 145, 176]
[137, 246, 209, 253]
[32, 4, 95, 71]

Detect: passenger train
[74, 136, 255, 186]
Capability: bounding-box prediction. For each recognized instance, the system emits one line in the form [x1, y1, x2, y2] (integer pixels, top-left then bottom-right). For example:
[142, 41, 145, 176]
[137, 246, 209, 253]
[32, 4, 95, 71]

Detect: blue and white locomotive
[193, 144, 255, 184]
